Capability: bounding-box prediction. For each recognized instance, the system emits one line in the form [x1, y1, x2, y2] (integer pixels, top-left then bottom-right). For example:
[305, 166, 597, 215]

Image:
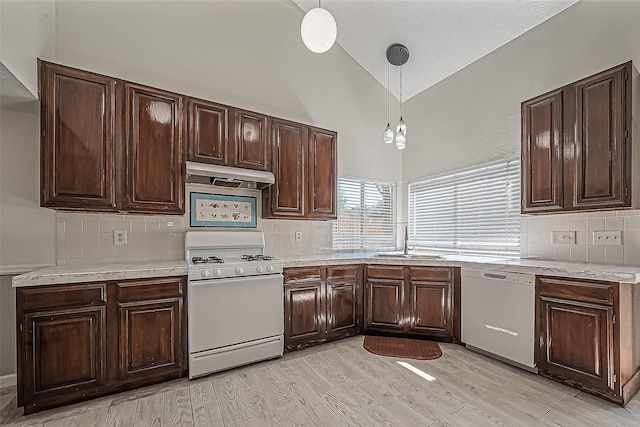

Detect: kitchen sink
[374, 253, 443, 260]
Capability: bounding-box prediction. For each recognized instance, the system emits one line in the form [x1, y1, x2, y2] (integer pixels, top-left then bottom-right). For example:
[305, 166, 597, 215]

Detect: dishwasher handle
[482, 272, 508, 280]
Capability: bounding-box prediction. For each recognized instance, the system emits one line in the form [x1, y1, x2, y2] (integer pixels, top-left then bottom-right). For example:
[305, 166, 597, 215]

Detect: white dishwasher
[461, 268, 536, 372]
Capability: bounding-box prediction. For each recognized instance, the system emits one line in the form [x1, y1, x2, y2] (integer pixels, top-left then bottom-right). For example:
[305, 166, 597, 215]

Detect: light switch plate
[113, 229, 128, 245]
[552, 231, 576, 244]
[593, 230, 622, 245]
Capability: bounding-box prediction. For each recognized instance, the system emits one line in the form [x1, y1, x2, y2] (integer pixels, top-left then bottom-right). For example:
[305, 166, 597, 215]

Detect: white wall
[0, 108, 56, 272]
[402, 0, 640, 183]
[0, 0, 55, 97]
[53, 0, 402, 183]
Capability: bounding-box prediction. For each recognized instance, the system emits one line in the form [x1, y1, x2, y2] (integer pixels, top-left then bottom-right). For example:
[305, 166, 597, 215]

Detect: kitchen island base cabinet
[284, 266, 362, 351]
[16, 277, 187, 414]
[536, 276, 640, 406]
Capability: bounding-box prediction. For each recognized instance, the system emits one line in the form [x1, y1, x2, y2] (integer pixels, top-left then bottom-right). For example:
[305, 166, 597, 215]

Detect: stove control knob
[201, 270, 211, 278]
[235, 267, 245, 275]
[256, 266, 264, 273]
[266, 265, 274, 272]
[213, 269, 222, 277]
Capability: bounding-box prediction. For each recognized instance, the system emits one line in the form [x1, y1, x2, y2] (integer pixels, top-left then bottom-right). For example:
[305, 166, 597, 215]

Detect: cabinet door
[39, 60, 118, 211]
[570, 63, 630, 209]
[188, 98, 229, 165]
[266, 119, 306, 218]
[521, 89, 564, 213]
[234, 109, 270, 171]
[307, 127, 337, 219]
[365, 278, 404, 332]
[326, 280, 359, 339]
[538, 297, 614, 393]
[123, 83, 185, 214]
[284, 281, 324, 350]
[22, 307, 107, 408]
[115, 278, 185, 382]
[408, 281, 452, 336]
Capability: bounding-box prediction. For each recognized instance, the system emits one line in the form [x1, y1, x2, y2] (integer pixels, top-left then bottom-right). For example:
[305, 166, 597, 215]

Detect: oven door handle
[189, 273, 283, 286]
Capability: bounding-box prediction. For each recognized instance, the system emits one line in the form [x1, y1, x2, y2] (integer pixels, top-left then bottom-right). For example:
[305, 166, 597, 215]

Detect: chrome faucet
[403, 225, 410, 255]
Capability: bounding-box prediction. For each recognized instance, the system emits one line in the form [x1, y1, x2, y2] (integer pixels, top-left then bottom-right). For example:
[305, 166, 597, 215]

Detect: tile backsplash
[521, 210, 640, 266]
[55, 187, 333, 265]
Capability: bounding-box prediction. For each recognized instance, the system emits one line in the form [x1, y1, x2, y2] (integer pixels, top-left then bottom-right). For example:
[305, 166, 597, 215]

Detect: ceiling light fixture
[385, 43, 409, 150]
[383, 61, 393, 144]
[301, 0, 337, 54]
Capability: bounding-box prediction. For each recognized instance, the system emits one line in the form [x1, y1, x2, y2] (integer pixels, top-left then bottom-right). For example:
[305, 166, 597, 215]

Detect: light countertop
[11, 254, 640, 287]
[12, 261, 187, 287]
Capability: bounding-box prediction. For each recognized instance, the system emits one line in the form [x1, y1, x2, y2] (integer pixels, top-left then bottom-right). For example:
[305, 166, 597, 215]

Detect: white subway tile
[100, 245, 116, 259]
[616, 209, 640, 217]
[576, 231, 587, 245]
[570, 218, 587, 231]
[555, 216, 569, 230]
[100, 220, 117, 232]
[83, 220, 100, 233]
[83, 233, 100, 246]
[590, 211, 615, 218]
[65, 219, 83, 233]
[56, 221, 65, 240]
[541, 217, 555, 232]
[540, 244, 555, 260]
[587, 245, 605, 264]
[624, 215, 640, 230]
[570, 245, 587, 263]
[528, 233, 540, 244]
[604, 245, 624, 266]
[65, 244, 83, 259]
[131, 221, 146, 233]
[588, 217, 605, 231]
[82, 245, 100, 258]
[65, 232, 83, 247]
[605, 217, 624, 230]
[624, 244, 640, 266]
[555, 245, 571, 262]
[527, 219, 541, 233]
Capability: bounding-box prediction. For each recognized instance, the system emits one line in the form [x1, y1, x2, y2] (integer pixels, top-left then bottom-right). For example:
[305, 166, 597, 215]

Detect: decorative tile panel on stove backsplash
[55, 186, 333, 265]
[521, 210, 640, 266]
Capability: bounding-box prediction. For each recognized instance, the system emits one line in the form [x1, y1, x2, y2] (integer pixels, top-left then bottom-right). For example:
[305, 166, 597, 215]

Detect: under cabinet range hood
[186, 161, 275, 190]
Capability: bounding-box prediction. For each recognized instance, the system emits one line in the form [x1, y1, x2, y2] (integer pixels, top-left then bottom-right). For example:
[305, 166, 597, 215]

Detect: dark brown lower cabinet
[537, 276, 640, 406]
[284, 265, 362, 351]
[16, 277, 187, 414]
[365, 265, 459, 341]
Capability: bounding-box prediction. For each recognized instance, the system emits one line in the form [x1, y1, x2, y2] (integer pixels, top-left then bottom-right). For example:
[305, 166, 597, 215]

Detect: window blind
[333, 177, 396, 251]
[409, 160, 520, 256]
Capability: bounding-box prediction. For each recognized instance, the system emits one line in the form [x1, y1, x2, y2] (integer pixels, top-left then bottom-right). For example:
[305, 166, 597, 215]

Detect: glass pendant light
[384, 62, 394, 144]
[395, 63, 406, 149]
[384, 44, 409, 149]
[301, 0, 337, 54]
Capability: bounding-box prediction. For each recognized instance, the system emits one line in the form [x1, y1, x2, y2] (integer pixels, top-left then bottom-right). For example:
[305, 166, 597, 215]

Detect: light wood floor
[2, 336, 640, 426]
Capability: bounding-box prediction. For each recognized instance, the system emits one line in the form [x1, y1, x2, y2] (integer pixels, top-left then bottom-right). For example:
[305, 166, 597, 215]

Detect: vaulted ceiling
[293, 0, 579, 100]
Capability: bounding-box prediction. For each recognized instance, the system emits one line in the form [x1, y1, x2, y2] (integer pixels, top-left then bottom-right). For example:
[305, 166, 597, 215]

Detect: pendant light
[384, 43, 410, 150]
[396, 63, 406, 149]
[301, 0, 337, 54]
[383, 61, 394, 144]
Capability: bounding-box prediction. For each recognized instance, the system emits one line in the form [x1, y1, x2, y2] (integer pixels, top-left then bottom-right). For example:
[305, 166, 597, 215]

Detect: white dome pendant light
[301, 1, 337, 54]
[385, 43, 409, 150]
[383, 61, 394, 144]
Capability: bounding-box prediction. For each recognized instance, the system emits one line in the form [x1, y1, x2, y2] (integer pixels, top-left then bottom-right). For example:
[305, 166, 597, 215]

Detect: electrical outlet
[113, 229, 128, 245]
[552, 231, 576, 244]
[295, 231, 302, 242]
[593, 230, 622, 245]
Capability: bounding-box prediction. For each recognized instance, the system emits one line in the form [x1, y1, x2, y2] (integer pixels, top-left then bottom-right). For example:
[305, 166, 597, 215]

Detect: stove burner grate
[192, 256, 224, 264]
[241, 254, 275, 262]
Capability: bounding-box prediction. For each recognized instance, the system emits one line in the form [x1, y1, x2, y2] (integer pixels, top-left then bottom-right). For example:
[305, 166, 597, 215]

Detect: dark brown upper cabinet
[233, 109, 271, 171]
[39, 60, 185, 215]
[521, 61, 637, 214]
[39, 60, 118, 211]
[521, 89, 564, 213]
[187, 98, 230, 165]
[187, 101, 271, 172]
[264, 119, 337, 220]
[307, 127, 337, 219]
[122, 83, 184, 214]
[266, 118, 306, 218]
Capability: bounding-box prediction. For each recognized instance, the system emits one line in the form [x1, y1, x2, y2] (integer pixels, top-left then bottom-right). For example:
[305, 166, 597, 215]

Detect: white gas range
[185, 231, 284, 379]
